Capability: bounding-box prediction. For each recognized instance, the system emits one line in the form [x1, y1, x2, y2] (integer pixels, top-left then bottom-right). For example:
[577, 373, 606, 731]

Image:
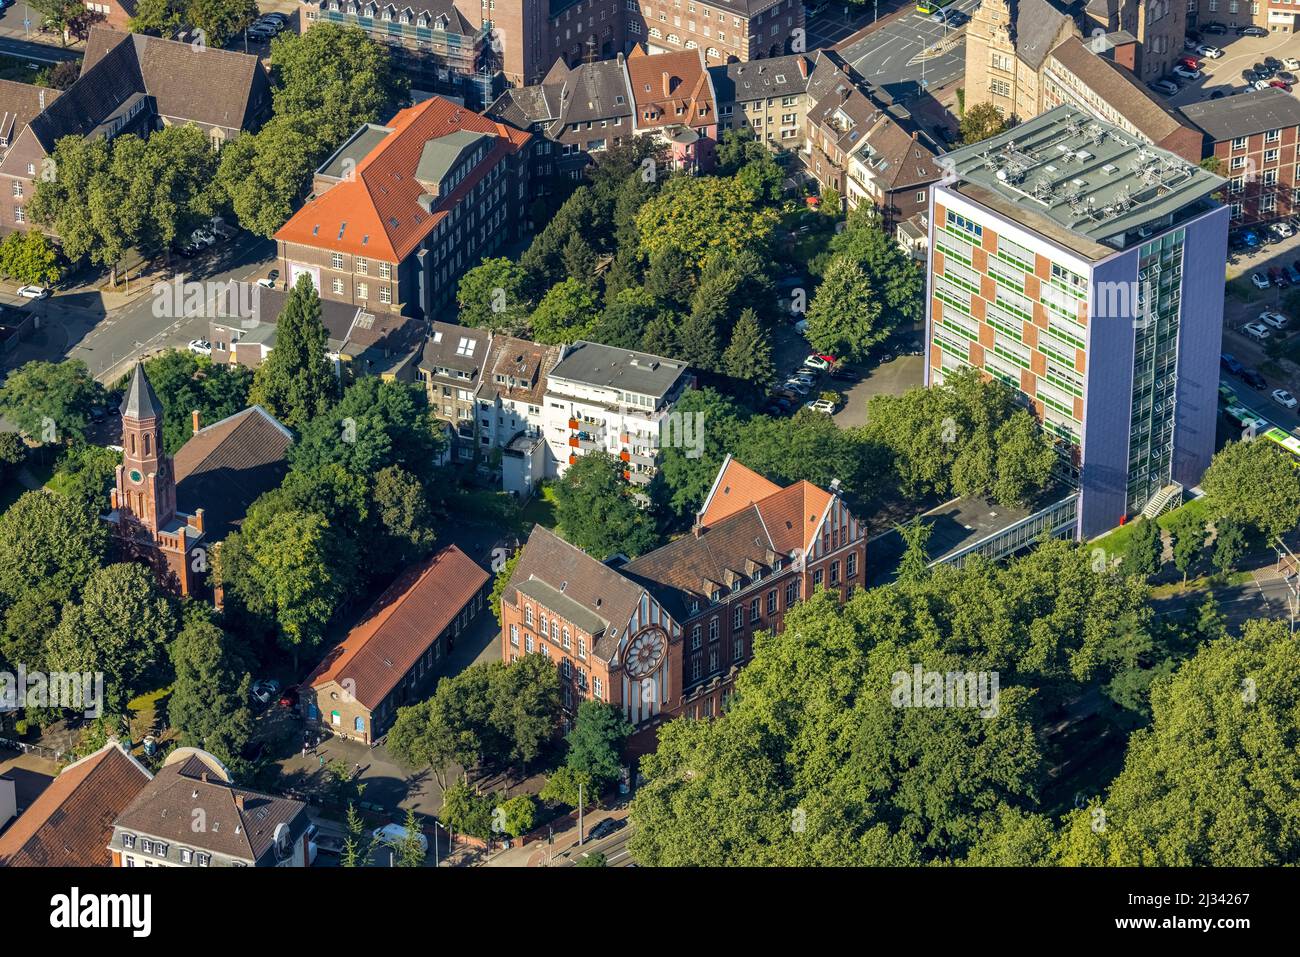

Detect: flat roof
[943, 105, 1224, 255]
[1179, 86, 1300, 142]
[549, 340, 689, 399]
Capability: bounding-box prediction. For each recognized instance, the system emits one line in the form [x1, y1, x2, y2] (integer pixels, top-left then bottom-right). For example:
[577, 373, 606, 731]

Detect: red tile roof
[306, 545, 490, 710]
[0, 742, 150, 867]
[698, 455, 781, 528]
[274, 96, 530, 262]
[626, 46, 715, 130]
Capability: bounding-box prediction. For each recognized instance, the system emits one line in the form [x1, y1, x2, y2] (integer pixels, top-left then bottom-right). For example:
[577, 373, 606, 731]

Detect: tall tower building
[107, 364, 202, 596]
[925, 106, 1228, 538]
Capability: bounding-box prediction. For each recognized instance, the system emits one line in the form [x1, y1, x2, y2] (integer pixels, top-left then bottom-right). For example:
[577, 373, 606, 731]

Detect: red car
[1269, 266, 1287, 288]
[1179, 55, 1201, 70]
[278, 686, 299, 708]
[1271, 79, 1293, 92]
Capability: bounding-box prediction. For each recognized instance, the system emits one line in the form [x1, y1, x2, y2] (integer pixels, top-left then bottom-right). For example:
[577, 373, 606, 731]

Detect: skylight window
[456, 337, 475, 357]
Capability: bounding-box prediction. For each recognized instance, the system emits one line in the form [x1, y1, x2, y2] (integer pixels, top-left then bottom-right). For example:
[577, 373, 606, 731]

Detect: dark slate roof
[709, 54, 811, 104]
[29, 33, 144, 149]
[113, 751, 309, 865]
[419, 321, 492, 381]
[0, 80, 59, 151]
[548, 341, 689, 400]
[1179, 86, 1300, 142]
[504, 525, 646, 661]
[0, 743, 150, 867]
[120, 362, 163, 421]
[545, 58, 632, 136]
[486, 84, 559, 130]
[173, 405, 293, 542]
[1011, 0, 1074, 71]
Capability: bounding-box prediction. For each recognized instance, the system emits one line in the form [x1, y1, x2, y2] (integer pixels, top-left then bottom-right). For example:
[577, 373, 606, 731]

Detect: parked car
[16, 285, 50, 299]
[830, 366, 860, 382]
[1242, 229, 1260, 247]
[1172, 65, 1202, 81]
[806, 398, 837, 414]
[1244, 322, 1272, 341]
[1219, 382, 1238, 404]
[1208, 90, 1227, 99]
[1197, 44, 1223, 58]
[248, 24, 278, 40]
[784, 379, 812, 396]
[1273, 389, 1299, 409]
[1273, 221, 1295, 239]
[257, 269, 279, 288]
[251, 678, 280, 705]
[1251, 271, 1271, 289]
[187, 338, 212, 355]
[373, 824, 428, 855]
[190, 227, 215, 247]
[278, 686, 299, 708]
[1184, 38, 1200, 51]
[90, 404, 108, 423]
[1178, 55, 1202, 70]
[794, 318, 809, 335]
[1286, 57, 1300, 71]
[764, 397, 793, 415]
[803, 354, 831, 372]
[1285, 261, 1300, 284]
[1265, 56, 1282, 70]
[1252, 79, 1274, 92]
[588, 818, 627, 840]
[1239, 26, 1269, 37]
[1260, 310, 1289, 329]
[173, 242, 199, 258]
[1242, 367, 1268, 389]
[1149, 79, 1179, 96]
[1270, 79, 1293, 92]
[1221, 353, 1245, 375]
[1269, 266, 1286, 287]
[1202, 22, 1227, 34]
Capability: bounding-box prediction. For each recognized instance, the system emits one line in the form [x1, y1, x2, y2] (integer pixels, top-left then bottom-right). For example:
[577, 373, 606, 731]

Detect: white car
[1272, 221, 1295, 238]
[1253, 79, 1273, 91]
[1251, 271, 1272, 289]
[1260, 310, 1289, 329]
[16, 285, 50, 299]
[373, 824, 428, 855]
[1273, 389, 1299, 409]
[805, 399, 837, 414]
[191, 227, 216, 247]
[784, 379, 812, 396]
[188, 339, 212, 355]
[1285, 58, 1300, 71]
[250, 678, 280, 705]
[803, 355, 831, 372]
[1172, 65, 1202, 81]
[1149, 79, 1179, 96]
[1243, 322, 1271, 341]
[1197, 44, 1223, 58]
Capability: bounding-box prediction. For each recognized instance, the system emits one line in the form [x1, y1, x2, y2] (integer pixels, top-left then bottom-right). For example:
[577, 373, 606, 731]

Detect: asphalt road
[57, 235, 277, 384]
[836, 0, 979, 103]
[556, 822, 636, 867]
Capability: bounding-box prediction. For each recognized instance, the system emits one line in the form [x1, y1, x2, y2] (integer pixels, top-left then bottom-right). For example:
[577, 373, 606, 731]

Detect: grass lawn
[1225, 274, 1262, 303]
[1149, 569, 1252, 599]
[1091, 496, 1213, 556]
[519, 482, 558, 533]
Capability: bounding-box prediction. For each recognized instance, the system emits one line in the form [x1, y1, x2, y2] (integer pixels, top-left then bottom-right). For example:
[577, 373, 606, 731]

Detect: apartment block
[543, 340, 691, 488]
[419, 321, 494, 461]
[275, 96, 530, 321]
[927, 106, 1228, 538]
[709, 53, 810, 147]
[1180, 87, 1300, 228]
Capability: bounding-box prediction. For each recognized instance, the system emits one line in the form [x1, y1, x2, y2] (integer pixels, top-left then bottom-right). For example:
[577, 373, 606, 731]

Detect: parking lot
[1154, 26, 1300, 108]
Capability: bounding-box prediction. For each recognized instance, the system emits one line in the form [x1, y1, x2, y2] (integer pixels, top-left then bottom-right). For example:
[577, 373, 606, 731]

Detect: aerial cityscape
[0, 0, 1293, 913]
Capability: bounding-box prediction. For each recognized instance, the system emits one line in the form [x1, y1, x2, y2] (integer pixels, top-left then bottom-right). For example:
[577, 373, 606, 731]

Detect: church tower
[113, 363, 177, 533]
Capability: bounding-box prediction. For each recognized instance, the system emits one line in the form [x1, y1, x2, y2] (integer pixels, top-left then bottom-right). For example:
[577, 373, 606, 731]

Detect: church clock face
[625, 626, 667, 679]
[128, 469, 143, 484]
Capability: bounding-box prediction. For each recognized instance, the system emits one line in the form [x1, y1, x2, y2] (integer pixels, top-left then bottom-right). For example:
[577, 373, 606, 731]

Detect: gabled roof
[625, 46, 715, 131]
[503, 525, 646, 661]
[545, 57, 633, 137]
[30, 27, 267, 151]
[697, 454, 781, 527]
[274, 96, 530, 262]
[174, 405, 293, 542]
[1010, 0, 1075, 72]
[306, 545, 490, 709]
[121, 362, 163, 420]
[0, 80, 59, 151]
[478, 335, 562, 407]
[0, 742, 150, 867]
[113, 749, 308, 864]
[487, 84, 560, 130]
[419, 320, 492, 381]
[709, 54, 811, 104]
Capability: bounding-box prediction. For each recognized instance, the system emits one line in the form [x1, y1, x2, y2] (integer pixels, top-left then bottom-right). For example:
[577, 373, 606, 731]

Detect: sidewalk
[480, 804, 631, 867]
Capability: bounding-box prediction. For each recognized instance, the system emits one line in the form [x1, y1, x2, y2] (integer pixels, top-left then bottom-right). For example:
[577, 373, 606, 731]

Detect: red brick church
[104, 362, 293, 597]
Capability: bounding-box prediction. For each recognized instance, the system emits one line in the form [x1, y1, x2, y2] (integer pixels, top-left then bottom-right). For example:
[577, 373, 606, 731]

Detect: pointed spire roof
[120, 362, 162, 420]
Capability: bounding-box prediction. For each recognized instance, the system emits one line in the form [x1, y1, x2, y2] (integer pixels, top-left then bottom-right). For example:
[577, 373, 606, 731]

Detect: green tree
[805, 256, 884, 362]
[168, 617, 254, 772]
[0, 489, 106, 610]
[497, 793, 537, 839]
[457, 257, 532, 332]
[553, 453, 660, 559]
[896, 517, 932, 585]
[1202, 438, 1300, 540]
[823, 204, 923, 334]
[540, 764, 595, 811]
[593, 287, 658, 350]
[0, 230, 62, 285]
[370, 465, 437, 574]
[249, 273, 336, 430]
[490, 653, 561, 769]
[635, 175, 779, 269]
[721, 308, 776, 392]
[565, 700, 632, 789]
[440, 779, 495, 840]
[489, 550, 520, 625]
[959, 102, 1009, 145]
[653, 387, 746, 521]
[1212, 517, 1246, 575]
[134, 350, 252, 454]
[675, 300, 723, 371]
[186, 0, 258, 47]
[46, 563, 177, 715]
[341, 802, 373, 867]
[48, 444, 120, 511]
[643, 246, 694, 309]
[529, 277, 600, 345]
[395, 806, 427, 866]
[0, 359, 103, 445]
[216, 118, 317, 238]
[1058, 619, 1300, 865]
[1122, 517, 1162, 580]
[1166, 508, 1206, 588]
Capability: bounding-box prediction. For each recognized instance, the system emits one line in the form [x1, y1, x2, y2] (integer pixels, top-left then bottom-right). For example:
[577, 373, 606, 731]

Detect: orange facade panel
[1024, 274, 1040, 299]
[972, 246, 987, 272]
[979, 322, 995, 348]
[1075, 347, 1087, 373]
[1031, 350, 1047, 376]
[1034, 253, 1051, 280]
[969, 341, 984, 366]
[1022, 322, 1038, 348]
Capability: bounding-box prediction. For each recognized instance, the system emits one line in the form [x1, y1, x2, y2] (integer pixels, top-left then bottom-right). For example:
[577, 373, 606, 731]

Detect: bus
[1262, 426, 1300, 464]
[916, 0, 956, 14]
[1224, 404, 1267, 432]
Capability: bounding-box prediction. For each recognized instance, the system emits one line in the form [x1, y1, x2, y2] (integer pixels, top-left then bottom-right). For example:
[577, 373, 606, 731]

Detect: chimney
[798, 58, 808, 79]
[692, 522, 703, 538]
[617, 52, 624, 65]
[235, 794, 245, 810]
[193, 507, 205, 535]
[663, 71, 672, 97]
[911, 131, 917, 140]
[191, 409, 201, 434]
[200, 772, 208, 783]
